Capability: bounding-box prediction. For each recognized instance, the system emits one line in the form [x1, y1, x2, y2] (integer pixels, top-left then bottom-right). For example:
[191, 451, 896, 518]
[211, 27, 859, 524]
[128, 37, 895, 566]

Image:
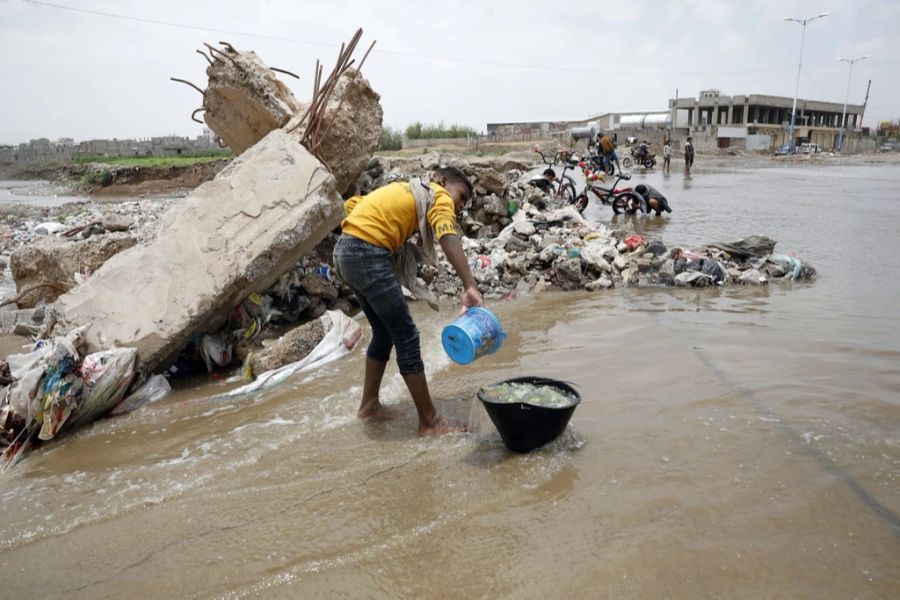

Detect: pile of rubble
[1, 31, 383, 466]
[0, 31, 818, 467]
[351, 154, 816, 298]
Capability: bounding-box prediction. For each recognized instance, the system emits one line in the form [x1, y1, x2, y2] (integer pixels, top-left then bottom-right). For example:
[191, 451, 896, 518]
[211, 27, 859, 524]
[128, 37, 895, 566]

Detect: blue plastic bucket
[441, 307, 506, 365]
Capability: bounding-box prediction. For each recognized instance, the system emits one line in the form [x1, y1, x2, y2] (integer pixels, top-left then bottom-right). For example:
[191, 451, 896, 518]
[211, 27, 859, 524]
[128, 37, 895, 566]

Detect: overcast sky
[1, 0, 898, 144]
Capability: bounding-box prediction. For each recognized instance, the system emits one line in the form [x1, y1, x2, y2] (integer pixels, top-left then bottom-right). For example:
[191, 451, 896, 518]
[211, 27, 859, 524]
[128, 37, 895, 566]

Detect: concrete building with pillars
[669, 89, 866, 150]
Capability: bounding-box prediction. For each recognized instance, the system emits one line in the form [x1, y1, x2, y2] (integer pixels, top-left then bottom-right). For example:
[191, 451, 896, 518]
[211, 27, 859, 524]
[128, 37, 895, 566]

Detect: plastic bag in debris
[645, 240, 667, 256]
[624, 234, 646, 250]
[33, 222, 67, 235]
[69, 347, 137, 427]
[200, 332, 233, 372]
[221, 310, 363, 398]
[37, 356, 83, 441]
[110, 374, 171, 416]
[710, 235, 776, 258]
[5, 325, 89, 422]
[700, 258, 728, 285]
[770, 254, 817, 280]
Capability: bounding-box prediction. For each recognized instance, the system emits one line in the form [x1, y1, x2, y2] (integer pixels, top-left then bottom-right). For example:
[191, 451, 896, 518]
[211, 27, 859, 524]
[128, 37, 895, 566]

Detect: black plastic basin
[477, 376, 581, 453]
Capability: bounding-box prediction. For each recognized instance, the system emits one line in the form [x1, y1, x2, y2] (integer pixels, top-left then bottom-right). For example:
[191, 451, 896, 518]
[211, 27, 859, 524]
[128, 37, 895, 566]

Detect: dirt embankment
[85, 159, 231, 197]
[1, 159, 232, 197]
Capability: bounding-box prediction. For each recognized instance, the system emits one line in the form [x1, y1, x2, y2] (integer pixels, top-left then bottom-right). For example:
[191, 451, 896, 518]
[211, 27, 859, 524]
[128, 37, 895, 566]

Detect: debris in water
[479, 382, 578, 408]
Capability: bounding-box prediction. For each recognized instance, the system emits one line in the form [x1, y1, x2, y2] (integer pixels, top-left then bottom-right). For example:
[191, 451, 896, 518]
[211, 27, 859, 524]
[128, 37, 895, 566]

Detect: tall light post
[784, 12, 829, 153]
[836, 55, 870, 152]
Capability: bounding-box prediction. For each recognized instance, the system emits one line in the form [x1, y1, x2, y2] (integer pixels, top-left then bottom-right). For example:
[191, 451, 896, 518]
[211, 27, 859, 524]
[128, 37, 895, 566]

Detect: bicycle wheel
[572, 193, 589, 213]
[559, 182, 576, 203]
[612, 192, 641, 215]
[604, 161, 615, 176]
[622, 157, 633, 169]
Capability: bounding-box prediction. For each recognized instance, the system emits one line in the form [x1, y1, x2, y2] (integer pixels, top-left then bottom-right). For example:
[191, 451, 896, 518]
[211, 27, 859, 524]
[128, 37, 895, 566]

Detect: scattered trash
[111, 374, 171, 416]
[222, 310, 362, 397]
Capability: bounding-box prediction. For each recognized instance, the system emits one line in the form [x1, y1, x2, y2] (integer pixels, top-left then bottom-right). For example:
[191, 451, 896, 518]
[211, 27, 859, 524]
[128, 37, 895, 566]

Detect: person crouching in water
[333, 167, 483, 435]
[634, 183, 673, 215]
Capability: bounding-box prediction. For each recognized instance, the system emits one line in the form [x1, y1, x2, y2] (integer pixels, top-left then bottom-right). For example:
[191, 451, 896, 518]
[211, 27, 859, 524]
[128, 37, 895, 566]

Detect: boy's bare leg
[402, 372, 466, 435]
[358, 358, 402, 420]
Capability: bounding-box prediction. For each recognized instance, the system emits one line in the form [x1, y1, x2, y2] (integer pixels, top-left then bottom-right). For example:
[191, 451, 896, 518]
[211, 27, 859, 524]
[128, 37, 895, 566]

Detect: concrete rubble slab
[11, 234, 138, 308]
[202, 47, 305, 155]
[54, 129, 344, 374]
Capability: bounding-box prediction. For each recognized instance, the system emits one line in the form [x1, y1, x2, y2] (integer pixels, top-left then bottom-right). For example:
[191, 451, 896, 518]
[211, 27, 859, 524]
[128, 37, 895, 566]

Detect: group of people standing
[593, 132, 695, 176]
[661, 136, 694, 176]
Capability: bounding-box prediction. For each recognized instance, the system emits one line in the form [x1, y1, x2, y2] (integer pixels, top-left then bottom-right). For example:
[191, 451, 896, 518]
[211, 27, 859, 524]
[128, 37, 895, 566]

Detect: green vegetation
[81, 168, 113, 186]
[74, 151, 233, 169]
[378, 127, 404, 151]
[404, 121, 477, 140]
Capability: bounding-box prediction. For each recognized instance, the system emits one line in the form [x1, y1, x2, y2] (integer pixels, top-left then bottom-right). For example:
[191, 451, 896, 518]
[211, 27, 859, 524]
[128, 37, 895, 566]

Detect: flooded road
[0, 179, 88, 207]
[1, 164, 899, 597]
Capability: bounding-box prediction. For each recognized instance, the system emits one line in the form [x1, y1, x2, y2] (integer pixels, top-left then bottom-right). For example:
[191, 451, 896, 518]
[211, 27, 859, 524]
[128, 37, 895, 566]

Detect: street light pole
[836, 55, 870, 152]
[784, 12, 829, 153]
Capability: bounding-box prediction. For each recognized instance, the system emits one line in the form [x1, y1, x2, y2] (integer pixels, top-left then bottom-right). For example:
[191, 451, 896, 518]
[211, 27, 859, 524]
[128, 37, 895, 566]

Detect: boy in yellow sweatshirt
[333, 167, 483, 435]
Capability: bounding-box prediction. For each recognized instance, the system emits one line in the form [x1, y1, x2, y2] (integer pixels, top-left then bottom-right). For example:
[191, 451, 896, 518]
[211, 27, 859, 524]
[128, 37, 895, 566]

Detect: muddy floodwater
[1, 164, 899, 597]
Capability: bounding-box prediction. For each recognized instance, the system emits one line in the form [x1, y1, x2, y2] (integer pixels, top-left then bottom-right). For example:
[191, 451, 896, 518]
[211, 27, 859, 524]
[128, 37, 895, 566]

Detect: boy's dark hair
[687, 136, 693, 142]
[434, 166, 473, 198]
[543, 168, 557, 178]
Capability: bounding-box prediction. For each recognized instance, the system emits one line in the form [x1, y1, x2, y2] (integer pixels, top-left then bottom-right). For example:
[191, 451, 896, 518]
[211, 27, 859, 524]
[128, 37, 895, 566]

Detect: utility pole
[784, 12, 829, 153]
[859, 79, 872, 130]
[837, 55, 870, 151]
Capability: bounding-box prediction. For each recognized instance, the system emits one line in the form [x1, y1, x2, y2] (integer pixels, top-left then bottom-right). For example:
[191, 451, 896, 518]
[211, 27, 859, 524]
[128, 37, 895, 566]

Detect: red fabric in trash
[624, 234, 646, 250]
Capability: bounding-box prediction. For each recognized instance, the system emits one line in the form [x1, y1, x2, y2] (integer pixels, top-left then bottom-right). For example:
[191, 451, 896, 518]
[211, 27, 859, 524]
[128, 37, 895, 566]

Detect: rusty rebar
[170, 77, 205, 96]
[191, 108, 206, 124]
[196, 49, 214, 66]
[270, 66, 300, 79]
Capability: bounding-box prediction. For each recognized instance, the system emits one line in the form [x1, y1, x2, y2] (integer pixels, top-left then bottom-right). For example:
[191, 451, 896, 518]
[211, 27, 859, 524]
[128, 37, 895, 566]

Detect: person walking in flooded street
[662, 139, 673, 174]
[684, 136, 695, 176]
[333, 167, 483, 435]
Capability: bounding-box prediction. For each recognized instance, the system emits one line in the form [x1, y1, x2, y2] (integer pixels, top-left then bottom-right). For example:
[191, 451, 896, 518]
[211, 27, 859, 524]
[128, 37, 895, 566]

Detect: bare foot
[417, 415, 468, 436]
[357, 401, 404, 421]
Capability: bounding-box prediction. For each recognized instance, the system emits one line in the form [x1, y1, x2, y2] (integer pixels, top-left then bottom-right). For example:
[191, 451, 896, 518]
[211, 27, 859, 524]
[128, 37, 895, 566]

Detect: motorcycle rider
[634, 183, 673, 215]
[638, 140, 650, 163]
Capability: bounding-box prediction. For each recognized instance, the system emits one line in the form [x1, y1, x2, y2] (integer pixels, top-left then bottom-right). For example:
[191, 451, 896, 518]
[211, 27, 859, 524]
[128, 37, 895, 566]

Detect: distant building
[570, 110, 671, 132]
[485, 121, 571, 140]
[669, 89, 865, 150]
[0, 131, 228, 165]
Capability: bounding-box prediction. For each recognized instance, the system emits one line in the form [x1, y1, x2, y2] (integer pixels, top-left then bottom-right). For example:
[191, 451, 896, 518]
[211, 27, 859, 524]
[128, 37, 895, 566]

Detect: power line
[20, 0, 796, 77]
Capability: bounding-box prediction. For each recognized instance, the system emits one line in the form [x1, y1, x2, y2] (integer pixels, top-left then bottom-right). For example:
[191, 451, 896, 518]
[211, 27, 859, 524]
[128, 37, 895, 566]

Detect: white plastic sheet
[111, 374, 172, 415]
[222, 310, 362, 397]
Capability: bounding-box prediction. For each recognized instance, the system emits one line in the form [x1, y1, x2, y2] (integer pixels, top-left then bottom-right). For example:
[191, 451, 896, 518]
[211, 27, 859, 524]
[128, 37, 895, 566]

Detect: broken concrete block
[553, 257, 583, 291]
[286, 69, 383, 194]
[203, 48, 305, 155]
[585, 276, 614, 291]
[10, 235, 137, 308]
[54, 129, 344, 374]
[513, 221, 536, 237]
[0, 307, 45, 336]
[474, 167, 507, 197]
[101, 214, 134, 232]
[249, 317, 325, 375]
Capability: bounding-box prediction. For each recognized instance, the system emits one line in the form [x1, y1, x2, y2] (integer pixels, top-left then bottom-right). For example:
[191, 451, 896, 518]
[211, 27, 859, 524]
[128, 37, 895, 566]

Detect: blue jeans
[333, 235, 423, 375]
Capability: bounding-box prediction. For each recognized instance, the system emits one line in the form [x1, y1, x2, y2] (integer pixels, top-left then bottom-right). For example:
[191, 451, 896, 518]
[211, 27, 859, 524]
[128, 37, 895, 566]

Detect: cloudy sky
[1, 0, 898, 144]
